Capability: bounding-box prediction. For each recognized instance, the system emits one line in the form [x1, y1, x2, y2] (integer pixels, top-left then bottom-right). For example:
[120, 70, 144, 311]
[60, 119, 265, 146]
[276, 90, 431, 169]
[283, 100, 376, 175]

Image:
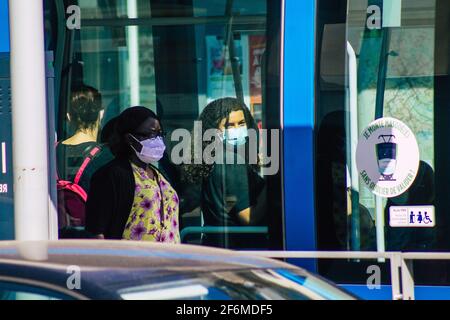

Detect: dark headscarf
[116, 107, 159, 136]
[100, 116, 118, 144]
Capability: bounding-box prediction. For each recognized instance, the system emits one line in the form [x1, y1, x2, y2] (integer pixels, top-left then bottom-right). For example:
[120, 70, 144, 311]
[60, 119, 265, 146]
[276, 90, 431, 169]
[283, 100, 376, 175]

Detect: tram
[1, 0, 450, 300]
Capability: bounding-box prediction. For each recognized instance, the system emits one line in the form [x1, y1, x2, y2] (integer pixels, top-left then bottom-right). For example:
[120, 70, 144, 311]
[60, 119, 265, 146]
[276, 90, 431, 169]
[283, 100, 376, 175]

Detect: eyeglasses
[132, 130, 166, 141]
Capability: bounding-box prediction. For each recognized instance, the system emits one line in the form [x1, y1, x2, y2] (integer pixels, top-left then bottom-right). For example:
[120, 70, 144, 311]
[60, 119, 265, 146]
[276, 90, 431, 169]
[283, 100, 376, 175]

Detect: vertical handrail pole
[127, 0, 141, 106]
[9, 0, 49, 240]
[374, 28, 391, 120]
[346, 42, 360, 252]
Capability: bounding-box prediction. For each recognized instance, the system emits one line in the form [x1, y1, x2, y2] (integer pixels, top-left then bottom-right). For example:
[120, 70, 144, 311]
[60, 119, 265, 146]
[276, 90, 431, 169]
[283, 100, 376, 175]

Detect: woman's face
[218, 110, 246, 132]
[128, 117, 163, 152]
[133, 117, 162, 140]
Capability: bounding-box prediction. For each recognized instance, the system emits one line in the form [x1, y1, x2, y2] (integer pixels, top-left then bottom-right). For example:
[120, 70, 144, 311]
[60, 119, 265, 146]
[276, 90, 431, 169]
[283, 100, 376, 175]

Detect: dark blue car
[0, 241, 356, 300]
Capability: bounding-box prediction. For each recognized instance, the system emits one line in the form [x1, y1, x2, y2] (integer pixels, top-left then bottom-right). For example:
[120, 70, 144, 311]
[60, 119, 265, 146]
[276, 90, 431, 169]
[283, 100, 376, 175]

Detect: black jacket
[85, 157, 137, 239]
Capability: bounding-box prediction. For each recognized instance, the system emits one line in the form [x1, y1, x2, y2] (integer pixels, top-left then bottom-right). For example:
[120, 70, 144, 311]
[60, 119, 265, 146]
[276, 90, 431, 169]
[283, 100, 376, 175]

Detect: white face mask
[130, 135, 166, 164]
[223, 126, 249, 146]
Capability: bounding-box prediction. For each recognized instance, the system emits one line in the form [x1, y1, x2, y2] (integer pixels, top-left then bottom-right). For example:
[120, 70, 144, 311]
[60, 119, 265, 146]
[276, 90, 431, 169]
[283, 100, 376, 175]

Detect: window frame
[46, 0, 285, 251]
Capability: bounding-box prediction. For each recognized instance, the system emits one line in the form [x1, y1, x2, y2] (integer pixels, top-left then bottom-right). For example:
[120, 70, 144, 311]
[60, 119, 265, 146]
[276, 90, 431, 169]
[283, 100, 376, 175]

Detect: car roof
[0, 241, 343, 300]
[0, 240, 294, 272]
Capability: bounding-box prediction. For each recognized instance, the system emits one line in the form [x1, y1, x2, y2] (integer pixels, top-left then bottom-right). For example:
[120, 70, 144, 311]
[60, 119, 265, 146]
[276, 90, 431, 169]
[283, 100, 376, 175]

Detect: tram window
[45, 0, 283, 250]
[316, 0, 450, 284]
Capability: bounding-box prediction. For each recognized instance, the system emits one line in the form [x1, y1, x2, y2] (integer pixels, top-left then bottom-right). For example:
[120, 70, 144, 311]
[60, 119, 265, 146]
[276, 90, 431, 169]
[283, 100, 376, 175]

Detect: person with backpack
[56, 85, 113, 238]
[85, 107, 180, 243]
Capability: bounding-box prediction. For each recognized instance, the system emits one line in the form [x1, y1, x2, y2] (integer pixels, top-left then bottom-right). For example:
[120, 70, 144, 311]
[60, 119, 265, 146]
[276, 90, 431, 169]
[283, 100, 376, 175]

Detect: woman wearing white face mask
[85, 107, 180, 243]
[182, 98, 266, 249]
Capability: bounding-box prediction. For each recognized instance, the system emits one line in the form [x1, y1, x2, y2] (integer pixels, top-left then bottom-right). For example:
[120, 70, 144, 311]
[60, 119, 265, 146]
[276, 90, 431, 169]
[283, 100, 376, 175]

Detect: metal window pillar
[8, 0, 50, 240]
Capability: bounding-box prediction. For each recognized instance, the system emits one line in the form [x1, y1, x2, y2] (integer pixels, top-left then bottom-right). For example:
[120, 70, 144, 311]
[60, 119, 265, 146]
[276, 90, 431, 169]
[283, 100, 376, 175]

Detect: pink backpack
[57, 146, 101, 229]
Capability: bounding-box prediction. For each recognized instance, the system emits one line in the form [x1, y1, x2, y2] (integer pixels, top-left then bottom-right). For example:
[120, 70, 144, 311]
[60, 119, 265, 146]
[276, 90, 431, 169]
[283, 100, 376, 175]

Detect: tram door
[316, 0, 450, 287]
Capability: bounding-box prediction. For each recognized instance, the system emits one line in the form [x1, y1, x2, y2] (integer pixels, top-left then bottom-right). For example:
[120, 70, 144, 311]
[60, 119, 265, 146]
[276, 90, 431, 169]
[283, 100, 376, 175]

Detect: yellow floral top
[122, 163, 180, 243]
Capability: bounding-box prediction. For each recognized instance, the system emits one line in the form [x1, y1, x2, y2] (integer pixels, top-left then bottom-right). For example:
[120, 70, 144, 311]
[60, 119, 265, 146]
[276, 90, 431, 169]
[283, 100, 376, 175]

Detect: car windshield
[117, 268, 356, 300]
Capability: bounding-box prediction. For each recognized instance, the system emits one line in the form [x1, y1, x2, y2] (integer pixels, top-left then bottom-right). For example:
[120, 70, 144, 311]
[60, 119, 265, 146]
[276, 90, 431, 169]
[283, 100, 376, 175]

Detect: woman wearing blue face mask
[85, 107, 180, 242]
[182, 98, 266, 249]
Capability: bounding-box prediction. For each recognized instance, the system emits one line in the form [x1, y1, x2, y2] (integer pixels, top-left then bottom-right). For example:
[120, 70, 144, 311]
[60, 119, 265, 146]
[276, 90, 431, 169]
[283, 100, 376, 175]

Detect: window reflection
[316, 0, 450, 285]
[47, 0, 282, 250]
[118, 269, 355, 300]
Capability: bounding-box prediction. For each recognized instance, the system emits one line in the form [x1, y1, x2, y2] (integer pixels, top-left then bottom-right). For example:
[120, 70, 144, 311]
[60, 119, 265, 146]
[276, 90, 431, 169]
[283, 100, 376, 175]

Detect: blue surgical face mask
[223, 126, 248, 146]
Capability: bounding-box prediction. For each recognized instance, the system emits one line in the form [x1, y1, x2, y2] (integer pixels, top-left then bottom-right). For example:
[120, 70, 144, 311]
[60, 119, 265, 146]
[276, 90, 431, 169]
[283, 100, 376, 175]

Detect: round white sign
[356, 117, 420, 198]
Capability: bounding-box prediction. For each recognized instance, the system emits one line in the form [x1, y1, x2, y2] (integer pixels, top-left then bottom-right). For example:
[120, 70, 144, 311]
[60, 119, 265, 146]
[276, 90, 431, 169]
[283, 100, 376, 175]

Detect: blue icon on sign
[410, 212, 415, 224]
[409, 210, 433, 225]
[417, 212, 423, 224]
[424, 212, 433, 225]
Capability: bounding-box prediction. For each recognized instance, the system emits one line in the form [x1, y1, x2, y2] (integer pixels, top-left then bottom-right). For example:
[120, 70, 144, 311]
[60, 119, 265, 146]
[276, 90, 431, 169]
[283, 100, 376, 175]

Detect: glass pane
[118, 269, 356, 300]
[348, 0, 436, 253]
[47, 0, 282, 250]
[316, 0, 450, 284]
[77, 1, 267, 21]
[76, 0, 153, 19]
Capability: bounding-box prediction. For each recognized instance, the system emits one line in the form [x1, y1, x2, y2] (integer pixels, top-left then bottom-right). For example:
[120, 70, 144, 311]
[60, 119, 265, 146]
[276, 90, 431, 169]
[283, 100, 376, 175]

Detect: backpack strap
[73, 146, 101, 185]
